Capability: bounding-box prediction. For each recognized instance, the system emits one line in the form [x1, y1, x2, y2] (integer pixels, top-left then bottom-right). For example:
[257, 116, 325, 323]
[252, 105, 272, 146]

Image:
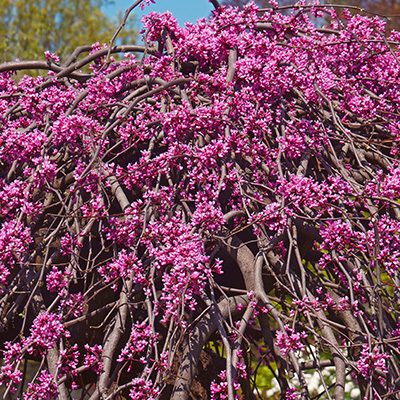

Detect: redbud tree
[1, 1, 400, 399]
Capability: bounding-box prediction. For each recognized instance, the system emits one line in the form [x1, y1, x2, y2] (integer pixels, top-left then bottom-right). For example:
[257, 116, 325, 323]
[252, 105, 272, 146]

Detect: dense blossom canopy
[1, 1, 400, 399]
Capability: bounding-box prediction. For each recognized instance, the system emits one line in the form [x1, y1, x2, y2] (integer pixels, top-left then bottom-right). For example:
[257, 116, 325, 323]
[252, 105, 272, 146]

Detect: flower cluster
[46, 266, 70, 294]
[129, 377, 160, 400]
[145, 214, 211, 321]
[210, 370, 241, 400]
[0, 342, 23, 391]
[285, 386, 299, 400]
[276, 325, 307, 356]
[84, 344, 103, 374]
[357, 344, 389, 380]
[23, 370, 57, 400]
[368, 216, 400, 276]
[98, 249, 144, 288]
[249, 201, 286, 237]
[117, 321, 157, 367]
[0, 220, 32, 292]
[58, 344, 80, 376]
[24, 312, 69, 355]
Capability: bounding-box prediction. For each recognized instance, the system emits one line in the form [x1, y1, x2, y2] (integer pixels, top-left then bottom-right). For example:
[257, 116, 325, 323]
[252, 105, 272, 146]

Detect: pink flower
[24, 313, 69, 354]
[276, 325, 307, 356]
[357, 344, 389, 379]
[84, 344, 103, 374]
[23, 370, 57, 400]
[46, 267, 69, 294]
[286, 386, 299, 400]
[129, 377, 159, 400]
[44, 51, 60, 63]
[117, 322, 157, 369]
[0, 220, 32, 292]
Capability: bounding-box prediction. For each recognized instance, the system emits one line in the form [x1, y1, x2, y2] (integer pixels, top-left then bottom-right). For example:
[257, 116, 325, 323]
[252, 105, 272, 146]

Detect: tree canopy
[0, 0, 137, 62]
[1, 1, 400, 400]
[222, 0, 400, 32]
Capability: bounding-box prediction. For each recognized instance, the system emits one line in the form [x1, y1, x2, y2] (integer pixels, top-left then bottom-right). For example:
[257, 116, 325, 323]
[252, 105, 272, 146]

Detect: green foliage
[0, 0, 137, 62]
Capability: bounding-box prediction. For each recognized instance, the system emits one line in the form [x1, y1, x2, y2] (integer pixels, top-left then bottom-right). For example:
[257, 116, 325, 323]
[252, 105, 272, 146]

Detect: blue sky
[103, 0, 215, 27]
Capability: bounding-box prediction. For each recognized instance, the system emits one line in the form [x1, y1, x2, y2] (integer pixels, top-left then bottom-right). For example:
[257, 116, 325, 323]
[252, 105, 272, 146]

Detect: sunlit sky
[103, 0, 215, 27]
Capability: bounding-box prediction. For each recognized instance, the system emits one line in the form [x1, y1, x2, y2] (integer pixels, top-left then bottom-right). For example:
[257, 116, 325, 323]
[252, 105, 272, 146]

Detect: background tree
[2, 1, 400, 400]
[0, 0, 137, 62]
